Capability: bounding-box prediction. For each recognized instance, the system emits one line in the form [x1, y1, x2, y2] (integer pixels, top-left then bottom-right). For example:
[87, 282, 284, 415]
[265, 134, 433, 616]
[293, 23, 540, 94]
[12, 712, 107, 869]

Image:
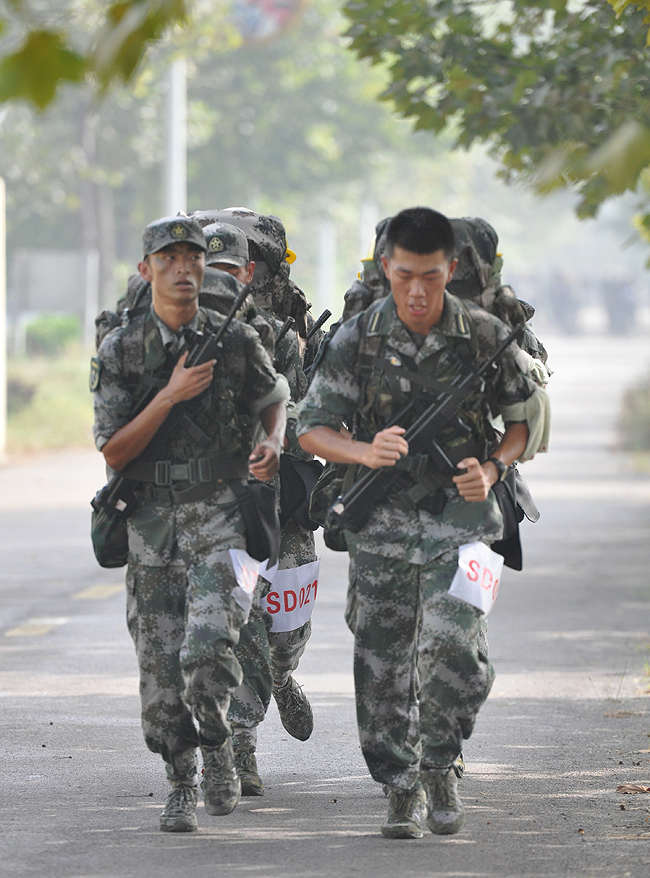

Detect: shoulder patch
[89, 357, 101, 392]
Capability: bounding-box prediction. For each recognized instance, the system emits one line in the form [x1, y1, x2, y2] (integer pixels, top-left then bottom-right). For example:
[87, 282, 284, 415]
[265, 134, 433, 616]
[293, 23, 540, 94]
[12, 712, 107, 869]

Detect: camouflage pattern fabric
[352, 550, 494, 788]
[93, 307, 279, 457]
[298, 293, 536, 563]
[142, 216, 207, 257]
[192, 207, 311, 336]
[228, 517, 316, 749]
[297, 291, 536, 784]
[93, 307, 283, 769]
[125, 490, 248, 763]
[226, 308, 316, 750]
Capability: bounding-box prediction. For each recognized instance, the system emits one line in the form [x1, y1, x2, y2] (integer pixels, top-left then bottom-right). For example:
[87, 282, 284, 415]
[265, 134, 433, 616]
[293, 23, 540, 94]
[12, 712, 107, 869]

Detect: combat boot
[272, 676, 313, 741]
[421, 766, 465, 835]
[160, 786, 198, 832]
[234, 746, 264, 797]
[381, 784, 427, 839]
[160, 749, 199, 833]
[201, 738, 241, 816]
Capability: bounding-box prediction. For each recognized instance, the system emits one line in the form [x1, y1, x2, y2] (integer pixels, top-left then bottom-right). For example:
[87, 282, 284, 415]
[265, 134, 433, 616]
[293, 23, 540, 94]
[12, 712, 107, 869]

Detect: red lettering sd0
[266, 592, 280, 614]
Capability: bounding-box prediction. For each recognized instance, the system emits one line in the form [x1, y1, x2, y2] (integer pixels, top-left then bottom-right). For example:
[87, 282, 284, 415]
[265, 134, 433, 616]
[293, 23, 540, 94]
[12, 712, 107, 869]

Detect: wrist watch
[486, 456, 508, 482]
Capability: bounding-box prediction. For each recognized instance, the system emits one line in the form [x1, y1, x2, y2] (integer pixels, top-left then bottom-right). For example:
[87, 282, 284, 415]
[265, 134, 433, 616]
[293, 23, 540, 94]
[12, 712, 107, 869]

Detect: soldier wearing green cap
[298, 207, 549, 840]
[198, 216, 316, 798]
[92, 215, 290, 833]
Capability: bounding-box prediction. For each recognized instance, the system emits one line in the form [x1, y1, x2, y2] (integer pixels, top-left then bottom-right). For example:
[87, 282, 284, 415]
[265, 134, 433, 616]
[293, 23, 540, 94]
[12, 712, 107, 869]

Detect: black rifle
[306, 309, 332, 341]
[329, 323, 524, 532]
[274, 315, 295, 348]
[93, 284, 251, 519]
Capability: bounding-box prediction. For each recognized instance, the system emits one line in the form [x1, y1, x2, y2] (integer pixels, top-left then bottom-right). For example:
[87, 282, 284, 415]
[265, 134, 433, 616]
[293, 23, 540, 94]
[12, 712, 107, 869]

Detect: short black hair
[384, 207, 455, 260]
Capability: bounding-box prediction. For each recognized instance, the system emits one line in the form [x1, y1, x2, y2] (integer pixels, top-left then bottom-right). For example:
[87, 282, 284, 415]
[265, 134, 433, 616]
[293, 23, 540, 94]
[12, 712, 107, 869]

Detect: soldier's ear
[447, 258, 458, 282]
[139, 257, 152, 282]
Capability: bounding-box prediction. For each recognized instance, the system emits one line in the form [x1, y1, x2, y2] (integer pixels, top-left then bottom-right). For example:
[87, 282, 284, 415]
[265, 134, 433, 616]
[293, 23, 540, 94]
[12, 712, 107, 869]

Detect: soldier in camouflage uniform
[342, 215, 549, 376]
[92, 216, 289, 833]
[199, 221, 317, 797]
[298, 208, 549, 839]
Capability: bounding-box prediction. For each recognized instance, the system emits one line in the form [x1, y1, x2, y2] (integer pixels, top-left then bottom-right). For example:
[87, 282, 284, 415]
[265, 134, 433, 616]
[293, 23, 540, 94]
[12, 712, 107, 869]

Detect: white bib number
[448, 542, 504, 616]
[260, 559, 321, 633]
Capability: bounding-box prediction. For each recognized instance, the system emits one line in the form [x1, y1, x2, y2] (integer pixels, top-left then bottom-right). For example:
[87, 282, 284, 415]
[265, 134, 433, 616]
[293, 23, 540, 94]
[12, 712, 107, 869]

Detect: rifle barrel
[306, 309, 332, 341]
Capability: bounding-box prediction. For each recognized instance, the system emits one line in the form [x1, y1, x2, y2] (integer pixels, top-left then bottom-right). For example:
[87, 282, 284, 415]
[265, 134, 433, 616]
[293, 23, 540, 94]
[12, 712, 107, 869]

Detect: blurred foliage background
[3, 1, 650, 451]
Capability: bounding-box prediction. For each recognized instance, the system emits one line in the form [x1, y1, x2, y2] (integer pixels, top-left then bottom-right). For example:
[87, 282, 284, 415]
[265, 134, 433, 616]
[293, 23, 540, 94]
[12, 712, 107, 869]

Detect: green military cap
[142, 215, 207, 256]
[203, 222, 250, 267]
[192, 207, 288, 275]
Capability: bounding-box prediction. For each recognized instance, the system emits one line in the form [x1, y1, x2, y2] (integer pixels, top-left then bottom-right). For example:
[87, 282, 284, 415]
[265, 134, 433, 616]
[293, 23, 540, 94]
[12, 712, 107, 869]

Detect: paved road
[1, 334, 650, 877]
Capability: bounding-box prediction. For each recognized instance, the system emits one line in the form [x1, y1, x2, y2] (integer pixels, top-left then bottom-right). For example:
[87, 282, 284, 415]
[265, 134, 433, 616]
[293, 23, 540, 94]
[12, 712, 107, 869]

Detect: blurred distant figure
[547, 271, 579, 335]
[602, 273, 637, 335]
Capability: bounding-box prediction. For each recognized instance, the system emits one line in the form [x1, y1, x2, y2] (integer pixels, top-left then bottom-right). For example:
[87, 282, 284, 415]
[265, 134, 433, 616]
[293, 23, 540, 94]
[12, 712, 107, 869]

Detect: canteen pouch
[90, 490, 130, 569]
[231, 479, 281, 567]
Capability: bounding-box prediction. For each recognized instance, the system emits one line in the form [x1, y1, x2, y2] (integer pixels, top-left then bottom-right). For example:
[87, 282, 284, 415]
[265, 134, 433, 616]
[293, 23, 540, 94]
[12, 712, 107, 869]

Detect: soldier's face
[209, 261, 255, 285]
[382, 247, 457, 334]
[139, 243, 205, 308]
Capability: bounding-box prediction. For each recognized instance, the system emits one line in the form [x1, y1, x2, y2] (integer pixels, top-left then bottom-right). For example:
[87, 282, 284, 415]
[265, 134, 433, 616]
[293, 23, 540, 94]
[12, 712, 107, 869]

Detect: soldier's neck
[152, 298, 199, 333]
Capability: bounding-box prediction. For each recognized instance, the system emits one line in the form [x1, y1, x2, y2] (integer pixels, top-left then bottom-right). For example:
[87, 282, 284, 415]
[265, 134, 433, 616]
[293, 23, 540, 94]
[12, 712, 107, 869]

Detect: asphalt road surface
[2, 334, 650, 878]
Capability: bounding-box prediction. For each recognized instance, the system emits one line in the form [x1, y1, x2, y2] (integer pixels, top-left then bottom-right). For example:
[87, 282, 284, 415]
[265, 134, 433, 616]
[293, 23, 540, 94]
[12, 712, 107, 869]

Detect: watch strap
[487, 456, 508, 482]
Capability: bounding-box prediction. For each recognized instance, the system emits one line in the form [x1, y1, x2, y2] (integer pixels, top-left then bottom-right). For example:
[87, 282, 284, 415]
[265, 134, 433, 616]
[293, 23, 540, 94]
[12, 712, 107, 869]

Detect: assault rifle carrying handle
[330, 323, 525, 533]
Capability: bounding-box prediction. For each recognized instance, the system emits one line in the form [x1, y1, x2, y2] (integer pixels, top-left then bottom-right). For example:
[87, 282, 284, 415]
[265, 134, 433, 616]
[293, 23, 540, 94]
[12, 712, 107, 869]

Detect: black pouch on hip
[230, 479, 281, 567]
[90, 493, 129, 569]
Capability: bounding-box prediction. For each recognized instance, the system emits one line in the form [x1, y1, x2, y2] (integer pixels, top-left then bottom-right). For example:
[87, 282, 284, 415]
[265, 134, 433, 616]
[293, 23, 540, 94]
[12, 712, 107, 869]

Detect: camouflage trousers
[351, 548, 495, 790]
[125, 492, 249, 767]
[228, 518, 316, 750]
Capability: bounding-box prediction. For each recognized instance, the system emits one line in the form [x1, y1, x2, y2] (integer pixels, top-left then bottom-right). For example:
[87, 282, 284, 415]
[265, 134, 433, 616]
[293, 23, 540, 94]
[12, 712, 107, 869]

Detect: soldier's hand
[249, 440, 281, 481]
[453, 457, 494, 502]
[166, 352, 215, 402]
[361, 425, 409, 469]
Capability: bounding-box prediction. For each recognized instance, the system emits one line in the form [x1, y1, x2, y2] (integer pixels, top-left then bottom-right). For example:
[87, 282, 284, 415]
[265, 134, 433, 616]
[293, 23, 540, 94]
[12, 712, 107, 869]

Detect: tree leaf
[92, 0, 188, 88]
[0, 30, 86, 110]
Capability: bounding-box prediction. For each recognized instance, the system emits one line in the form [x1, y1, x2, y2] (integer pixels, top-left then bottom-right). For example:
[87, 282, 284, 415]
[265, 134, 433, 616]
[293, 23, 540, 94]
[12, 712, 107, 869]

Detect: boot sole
[381, 821, 424, 839]
[204, 794, 240, 816]
[427, 813, 465, 835]
[241, 780, 264, 796]
[159, 818, 198, 833]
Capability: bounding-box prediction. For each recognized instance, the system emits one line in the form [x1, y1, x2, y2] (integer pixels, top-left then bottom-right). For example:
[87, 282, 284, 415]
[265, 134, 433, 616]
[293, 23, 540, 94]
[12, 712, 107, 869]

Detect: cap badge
[171, 223, 187, 239]
[208, 236, 225, 252]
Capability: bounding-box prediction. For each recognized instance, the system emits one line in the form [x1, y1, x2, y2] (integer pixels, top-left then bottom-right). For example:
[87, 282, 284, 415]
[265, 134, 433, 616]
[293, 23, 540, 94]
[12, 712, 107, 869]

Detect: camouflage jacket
[297, 293, 536, 564]
[93, 306, 283, 471]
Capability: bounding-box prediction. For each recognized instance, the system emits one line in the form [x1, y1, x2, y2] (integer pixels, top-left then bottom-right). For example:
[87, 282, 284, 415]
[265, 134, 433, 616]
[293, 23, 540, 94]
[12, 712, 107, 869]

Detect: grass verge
[7, 347, 95, 453]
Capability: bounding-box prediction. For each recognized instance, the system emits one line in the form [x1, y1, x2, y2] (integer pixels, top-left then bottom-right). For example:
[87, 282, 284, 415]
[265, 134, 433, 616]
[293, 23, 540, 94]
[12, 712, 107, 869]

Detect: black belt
[122, 456, 249, 487]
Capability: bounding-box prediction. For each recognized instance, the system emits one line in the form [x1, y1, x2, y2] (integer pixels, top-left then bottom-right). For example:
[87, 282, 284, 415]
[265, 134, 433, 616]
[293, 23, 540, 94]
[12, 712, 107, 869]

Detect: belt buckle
[170, 463, 188, 482]
[197, 458, 211, 483]
[155, 460, 171, 486]
[188, 459, 200, 484]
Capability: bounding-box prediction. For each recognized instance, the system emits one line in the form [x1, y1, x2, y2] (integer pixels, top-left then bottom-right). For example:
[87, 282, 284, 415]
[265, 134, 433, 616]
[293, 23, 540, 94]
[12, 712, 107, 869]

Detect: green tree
[0, 0, 188, 109]
[0, 0, 408, 310]
[343, 0, 650, 244]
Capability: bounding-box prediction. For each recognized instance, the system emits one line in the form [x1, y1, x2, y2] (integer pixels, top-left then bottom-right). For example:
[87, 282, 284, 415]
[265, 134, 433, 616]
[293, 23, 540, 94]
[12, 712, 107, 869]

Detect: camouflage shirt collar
[151, 305, 201, 355]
